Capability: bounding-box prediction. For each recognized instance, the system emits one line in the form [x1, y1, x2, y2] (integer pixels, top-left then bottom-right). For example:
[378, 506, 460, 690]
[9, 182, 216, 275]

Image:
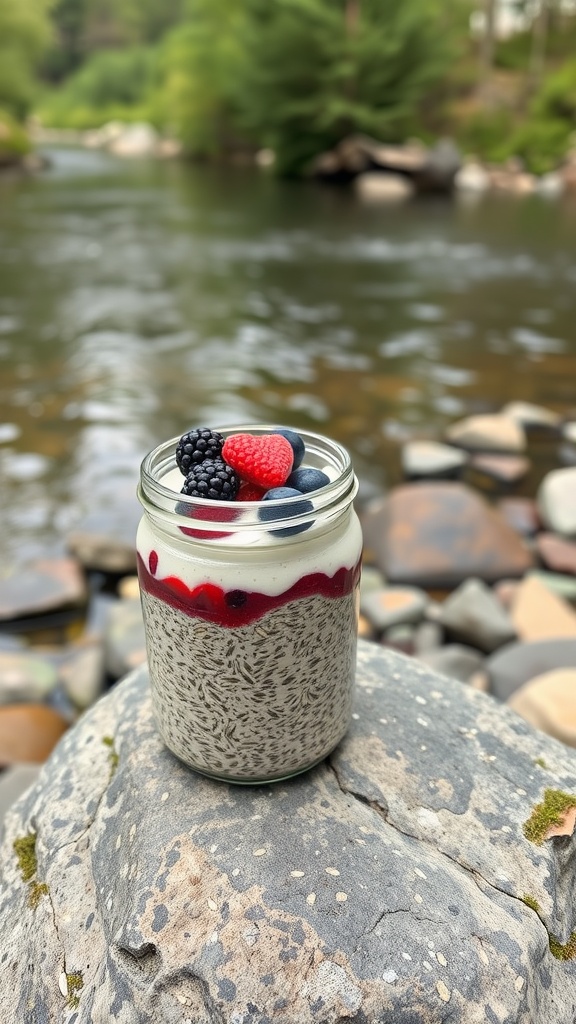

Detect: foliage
[155, 0, 250, 156]
[0, 110, 31, 164]
[0, 0, 53, 118]
[233, 0, 468, 175]
[38, 45, 160, 127]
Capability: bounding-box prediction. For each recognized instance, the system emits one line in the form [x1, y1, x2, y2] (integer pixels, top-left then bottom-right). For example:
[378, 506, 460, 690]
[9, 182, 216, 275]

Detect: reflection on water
[1, 146, 575, 565]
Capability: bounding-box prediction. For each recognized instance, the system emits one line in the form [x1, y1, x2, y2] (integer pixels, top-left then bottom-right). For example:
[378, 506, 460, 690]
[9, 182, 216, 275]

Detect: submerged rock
[0, 558, 86, 623]
[362, 482, 534, 588]
[2, 643, 576, 1021]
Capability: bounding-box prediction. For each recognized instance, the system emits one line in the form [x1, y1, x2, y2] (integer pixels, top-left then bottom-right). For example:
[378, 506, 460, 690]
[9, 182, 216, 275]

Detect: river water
[1, 147, 576, 567]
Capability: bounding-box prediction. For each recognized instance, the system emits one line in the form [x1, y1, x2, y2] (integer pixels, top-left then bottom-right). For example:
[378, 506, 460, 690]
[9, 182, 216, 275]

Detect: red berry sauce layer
[137, 552, 361, 629]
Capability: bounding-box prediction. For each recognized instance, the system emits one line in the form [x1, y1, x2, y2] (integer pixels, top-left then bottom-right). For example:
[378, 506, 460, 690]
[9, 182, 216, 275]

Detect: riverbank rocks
[401, 439, 467, 479]
[486, 637, 576, 702]
[446, 414, 526, 453]
[510, 575, 576, 642]
[466, 453, 530, 488]
[538, 467, 576, 538]
[0, 652, 58, 705]
[3, 642, 576, 1022]
[354, 172, 414, 202]
[508, 669, 576, 747]
[436, 577, 516, 653]
[537, 534, 576, 576]
[501, 402, 562, 435]
[361, 482, 533, 587]
[0, 704, 68, 765]
[0, 558, 86, 622]
[360, 586, 428, 633]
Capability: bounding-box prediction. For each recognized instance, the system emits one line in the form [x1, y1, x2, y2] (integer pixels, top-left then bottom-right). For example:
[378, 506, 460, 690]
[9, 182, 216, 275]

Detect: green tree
[157, 0, 249, 155]
[235, 0, 469, 175]
[0, 0, 53, 117]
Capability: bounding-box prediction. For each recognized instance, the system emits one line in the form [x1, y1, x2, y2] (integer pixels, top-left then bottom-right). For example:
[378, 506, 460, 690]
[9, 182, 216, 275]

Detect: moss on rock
[523, 789, 576, 846]
[13, 832, 49, 908]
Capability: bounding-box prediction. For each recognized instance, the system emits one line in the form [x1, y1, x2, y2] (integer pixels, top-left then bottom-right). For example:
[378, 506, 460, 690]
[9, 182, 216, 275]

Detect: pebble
[0, 558, 87, 623]
[401, 440, 467, 480]
[436, 578, 516, 653]
[537, 467, 576, 538]
[508, 669, 576, 747]
[0, 704, 68, 764]
[510, 575, 576, 642]
[360, 586, 429, 633]
[486, 637, 576, 702]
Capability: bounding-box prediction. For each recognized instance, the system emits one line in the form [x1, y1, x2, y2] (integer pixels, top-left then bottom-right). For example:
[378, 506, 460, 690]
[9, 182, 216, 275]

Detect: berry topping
[148, 550, 158, 575]
[273, 428, 305, 470]
[237, 481, 267, 502]
[176, 427, 224, 476]
[175, 498, 238, 538]
[222, 433, 293, 489]
[180, 458, 239, 500]
[287, 467, 330, 493]
[259, 486, 313, 537]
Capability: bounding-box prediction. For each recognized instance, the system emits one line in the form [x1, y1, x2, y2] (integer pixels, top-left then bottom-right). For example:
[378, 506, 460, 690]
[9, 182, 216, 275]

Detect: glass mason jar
[137, 425, 362, 784]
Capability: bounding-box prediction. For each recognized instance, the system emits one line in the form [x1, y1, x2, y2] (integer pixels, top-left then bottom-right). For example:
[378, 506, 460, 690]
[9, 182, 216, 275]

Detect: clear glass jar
[137, 425, 362, 784]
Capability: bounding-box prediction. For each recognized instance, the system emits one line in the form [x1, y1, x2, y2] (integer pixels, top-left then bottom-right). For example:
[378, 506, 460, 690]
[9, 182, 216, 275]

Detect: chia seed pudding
[137, 426, 362, 783]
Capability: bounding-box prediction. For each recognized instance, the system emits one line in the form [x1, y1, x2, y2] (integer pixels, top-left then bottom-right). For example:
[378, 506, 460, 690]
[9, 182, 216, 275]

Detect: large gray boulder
[1, 641, 576, 1022]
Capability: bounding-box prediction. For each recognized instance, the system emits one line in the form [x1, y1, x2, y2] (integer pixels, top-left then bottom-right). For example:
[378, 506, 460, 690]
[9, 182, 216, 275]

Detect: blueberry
[286, 467, 330, 493]
[273, 428, 305, 470]
[258, 487, 313, 537]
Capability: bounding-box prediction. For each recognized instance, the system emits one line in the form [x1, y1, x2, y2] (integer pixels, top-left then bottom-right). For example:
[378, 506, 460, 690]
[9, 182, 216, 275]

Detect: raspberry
[176, 428, 224, 476]
[180, 458, 239, 500]
[222, 433, 293, 489]
[237, 481, 267, 502]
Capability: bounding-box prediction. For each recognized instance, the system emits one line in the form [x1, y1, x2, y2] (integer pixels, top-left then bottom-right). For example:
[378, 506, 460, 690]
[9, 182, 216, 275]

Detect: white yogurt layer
[137, 509, 362, 597]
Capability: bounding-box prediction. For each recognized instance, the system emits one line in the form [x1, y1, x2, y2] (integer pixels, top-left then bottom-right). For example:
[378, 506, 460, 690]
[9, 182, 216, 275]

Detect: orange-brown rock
[362, 482, 534, 588]
[508, 669, 576, 747]
[0, 704, 68, 765]
[510, 575, 576, 642]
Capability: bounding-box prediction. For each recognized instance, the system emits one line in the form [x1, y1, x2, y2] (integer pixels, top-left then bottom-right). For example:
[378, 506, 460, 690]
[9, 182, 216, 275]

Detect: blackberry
[180, 458, 239, 501]
[176, 428, 224, 476]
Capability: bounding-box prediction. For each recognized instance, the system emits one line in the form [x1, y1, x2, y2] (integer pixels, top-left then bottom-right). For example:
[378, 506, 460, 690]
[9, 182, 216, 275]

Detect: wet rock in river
[361, 482, 534, 588]
[401, 439, 467, 480]
[67, 487, 141, 573]
[501, 401, 561, 434]
[446, 413, 526, 453]
[3, 641, 576, 1022]
[0, 558, 86, 623]
[466, 453, 530, 489]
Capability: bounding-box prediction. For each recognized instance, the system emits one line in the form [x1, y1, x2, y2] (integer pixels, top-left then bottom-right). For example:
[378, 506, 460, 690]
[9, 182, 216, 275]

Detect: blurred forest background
[1, 0, 576, 176]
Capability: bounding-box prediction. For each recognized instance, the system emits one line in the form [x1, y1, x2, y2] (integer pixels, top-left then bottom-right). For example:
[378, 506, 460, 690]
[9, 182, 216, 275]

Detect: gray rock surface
[360, 586, 429, 633]
[104, 598, 147, 679]
[437, 577, 517, 653]
[2, 642, 576, 1022]
[486, 637, 576, 701]
[416, 643, 485, 683]
[0, 558, 87, 622]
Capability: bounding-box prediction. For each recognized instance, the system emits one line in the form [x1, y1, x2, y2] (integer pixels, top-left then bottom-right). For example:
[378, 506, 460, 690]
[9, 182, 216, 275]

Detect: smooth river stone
[0, 704, 68, 765]
[537, 467, 576, 538]
[508, 668, 576, 747]
[536, 533, 576, 576]
[467, 453, 530, 487]
[3, 644, 576, 1021]
[486, 637, 576, 701]
[501, 401, 561, 433]
[445, 414, 526, 453]
[0, 558, 87, 622]
[510, 575, 576, 642]
[401, 440, 467, 480]
[436, 577, 516, 653]
[361, 482, 534, 588]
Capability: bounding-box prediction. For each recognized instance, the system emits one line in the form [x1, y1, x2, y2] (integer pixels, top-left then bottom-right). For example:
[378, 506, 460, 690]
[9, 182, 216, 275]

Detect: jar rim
[138, 424, 358, 536]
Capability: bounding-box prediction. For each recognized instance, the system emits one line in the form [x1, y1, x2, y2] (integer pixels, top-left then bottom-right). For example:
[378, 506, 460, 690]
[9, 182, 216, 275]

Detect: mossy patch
[13, 832, 49, 908]
[66, 971, 84, 1008]
[523, 789, 576, 845]
[102, 735, 119, 777]
[549, 932, 576, 961]
[521, 894, 541, 914]
[534, 758, 548, 770]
